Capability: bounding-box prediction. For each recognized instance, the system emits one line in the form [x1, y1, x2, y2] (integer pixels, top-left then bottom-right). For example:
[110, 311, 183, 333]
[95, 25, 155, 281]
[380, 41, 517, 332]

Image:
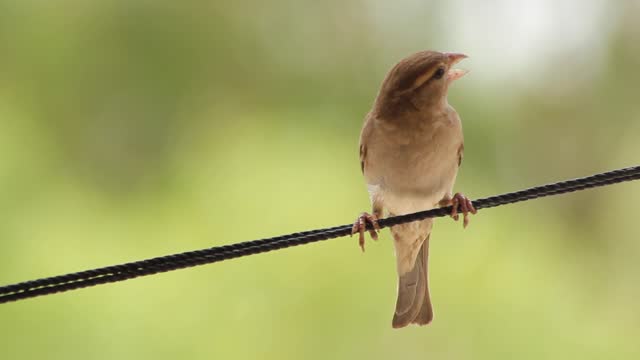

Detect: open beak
[445, 53, 468, 82]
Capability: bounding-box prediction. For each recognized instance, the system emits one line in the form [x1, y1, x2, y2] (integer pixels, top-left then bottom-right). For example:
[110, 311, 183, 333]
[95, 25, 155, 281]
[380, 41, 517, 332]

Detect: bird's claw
[450, 192, 477, 228]
[351, 212, 380, 252]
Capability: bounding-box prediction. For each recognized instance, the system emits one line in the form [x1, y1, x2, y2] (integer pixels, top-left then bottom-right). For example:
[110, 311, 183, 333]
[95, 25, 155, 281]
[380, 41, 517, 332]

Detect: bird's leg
[351, 212, 381, 252]
[440, 193, 477, 228]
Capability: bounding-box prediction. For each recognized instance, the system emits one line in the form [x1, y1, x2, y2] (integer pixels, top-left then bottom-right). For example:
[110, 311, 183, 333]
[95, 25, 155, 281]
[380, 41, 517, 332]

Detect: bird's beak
[445, 53, 468, 82]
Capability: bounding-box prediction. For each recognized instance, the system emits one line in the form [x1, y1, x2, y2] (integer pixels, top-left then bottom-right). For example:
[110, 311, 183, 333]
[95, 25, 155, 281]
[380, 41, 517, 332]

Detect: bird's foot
[449, 193, 477, 228]
[351, 212, 380, 252]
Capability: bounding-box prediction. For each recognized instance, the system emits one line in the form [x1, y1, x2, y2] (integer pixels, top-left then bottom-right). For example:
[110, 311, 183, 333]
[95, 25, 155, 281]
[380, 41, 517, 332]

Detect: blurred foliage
[0, 1, 639, 359]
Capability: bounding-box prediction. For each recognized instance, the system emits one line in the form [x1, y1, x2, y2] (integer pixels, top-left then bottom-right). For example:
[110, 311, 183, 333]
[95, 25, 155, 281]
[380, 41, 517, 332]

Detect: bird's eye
[432, 67, 446, 80]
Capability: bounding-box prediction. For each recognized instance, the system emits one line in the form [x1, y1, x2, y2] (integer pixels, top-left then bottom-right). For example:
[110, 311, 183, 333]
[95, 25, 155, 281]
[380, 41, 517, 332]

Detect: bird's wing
[359, 143, 367, 174]
[457, 142, 464, 167]
[359, 114, 374, 175]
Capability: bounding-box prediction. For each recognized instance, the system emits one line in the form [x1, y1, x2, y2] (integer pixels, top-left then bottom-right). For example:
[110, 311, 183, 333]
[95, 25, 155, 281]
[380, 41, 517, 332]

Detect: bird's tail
[392, 234, 433, 328]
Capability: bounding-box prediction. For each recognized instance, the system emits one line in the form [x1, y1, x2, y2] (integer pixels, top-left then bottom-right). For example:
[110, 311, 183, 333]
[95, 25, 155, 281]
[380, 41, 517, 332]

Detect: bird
[351, 50, 476, 328]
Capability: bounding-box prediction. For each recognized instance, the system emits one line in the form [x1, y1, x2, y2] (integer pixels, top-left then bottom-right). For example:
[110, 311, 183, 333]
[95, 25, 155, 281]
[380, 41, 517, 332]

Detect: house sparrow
[352, 50, 476, 328]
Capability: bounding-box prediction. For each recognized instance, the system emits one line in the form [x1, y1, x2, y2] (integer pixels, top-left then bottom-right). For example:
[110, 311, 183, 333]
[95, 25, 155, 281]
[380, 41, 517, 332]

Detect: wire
[1, 165, 639, 304]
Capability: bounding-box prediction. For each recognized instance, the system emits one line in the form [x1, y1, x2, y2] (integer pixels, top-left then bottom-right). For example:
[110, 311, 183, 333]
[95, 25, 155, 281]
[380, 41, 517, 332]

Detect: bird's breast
[364, 115, 462, 214]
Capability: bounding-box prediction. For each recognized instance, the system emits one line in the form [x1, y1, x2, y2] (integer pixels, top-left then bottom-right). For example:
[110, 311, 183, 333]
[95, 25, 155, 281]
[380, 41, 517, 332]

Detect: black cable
[1, 165, 639, 304]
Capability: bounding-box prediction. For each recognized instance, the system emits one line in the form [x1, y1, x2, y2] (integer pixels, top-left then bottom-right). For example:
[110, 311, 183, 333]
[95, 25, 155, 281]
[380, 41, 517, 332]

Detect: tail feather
[392, 235, 433, 328]
[412, 235, 433, 325]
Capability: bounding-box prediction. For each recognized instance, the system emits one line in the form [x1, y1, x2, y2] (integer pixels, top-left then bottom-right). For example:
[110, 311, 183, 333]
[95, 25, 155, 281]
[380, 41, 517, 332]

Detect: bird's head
[374, 50, 468, 118]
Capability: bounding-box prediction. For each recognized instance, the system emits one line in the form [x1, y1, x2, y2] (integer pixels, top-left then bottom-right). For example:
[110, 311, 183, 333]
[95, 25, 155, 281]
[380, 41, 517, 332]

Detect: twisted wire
[1, 165, 638, 304]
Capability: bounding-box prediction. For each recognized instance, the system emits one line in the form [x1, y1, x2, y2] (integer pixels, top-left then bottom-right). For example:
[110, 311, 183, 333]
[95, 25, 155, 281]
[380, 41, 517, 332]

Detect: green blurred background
[1, 0, 639, 359]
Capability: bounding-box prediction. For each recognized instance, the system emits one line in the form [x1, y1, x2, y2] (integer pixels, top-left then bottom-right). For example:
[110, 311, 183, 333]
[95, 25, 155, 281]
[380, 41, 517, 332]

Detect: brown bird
[352, 50, 476, 328]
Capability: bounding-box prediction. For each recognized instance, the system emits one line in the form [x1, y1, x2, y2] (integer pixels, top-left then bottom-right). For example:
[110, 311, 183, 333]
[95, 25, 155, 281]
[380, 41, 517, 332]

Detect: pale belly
[365, 122, 461, 215]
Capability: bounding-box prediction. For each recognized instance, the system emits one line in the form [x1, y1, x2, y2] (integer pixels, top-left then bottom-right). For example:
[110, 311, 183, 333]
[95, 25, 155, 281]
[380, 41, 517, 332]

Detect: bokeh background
[1, 0, 639, 359]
